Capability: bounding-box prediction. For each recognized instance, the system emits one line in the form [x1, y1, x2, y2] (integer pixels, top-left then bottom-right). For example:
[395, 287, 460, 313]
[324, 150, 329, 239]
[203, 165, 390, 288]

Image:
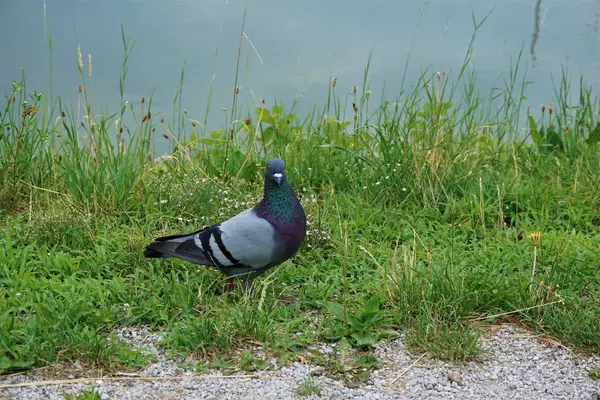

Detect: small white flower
[160, 199, 167, 204]
[15, 292, 21, 297]
[375, 181, 381, 185]
[402, 188, 407, 192]
[123, 303, 130, 308]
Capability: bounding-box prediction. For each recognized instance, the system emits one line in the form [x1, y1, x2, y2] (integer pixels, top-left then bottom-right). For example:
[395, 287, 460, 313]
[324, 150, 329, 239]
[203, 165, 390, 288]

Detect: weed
[238, 351, 270, 372]
[321, 296, 397, 349]
[165, 313, 232, 359]
[305, 337, 381, 384]
[405, 315, 483, 361]
[64, 388, 101, 400]
[297, 376, 323, 397]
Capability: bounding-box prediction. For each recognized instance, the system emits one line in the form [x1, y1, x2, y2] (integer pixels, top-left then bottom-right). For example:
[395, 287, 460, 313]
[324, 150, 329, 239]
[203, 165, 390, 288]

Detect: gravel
[1, 325, 598, 399]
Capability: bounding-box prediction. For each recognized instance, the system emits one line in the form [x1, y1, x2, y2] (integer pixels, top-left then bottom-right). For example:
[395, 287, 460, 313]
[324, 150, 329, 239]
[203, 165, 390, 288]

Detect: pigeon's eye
[266, 165, 271, 171]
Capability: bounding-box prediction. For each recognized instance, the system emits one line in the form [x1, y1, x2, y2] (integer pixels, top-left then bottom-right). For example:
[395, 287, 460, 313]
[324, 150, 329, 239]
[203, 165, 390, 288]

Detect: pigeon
[144, 158, 306, 293]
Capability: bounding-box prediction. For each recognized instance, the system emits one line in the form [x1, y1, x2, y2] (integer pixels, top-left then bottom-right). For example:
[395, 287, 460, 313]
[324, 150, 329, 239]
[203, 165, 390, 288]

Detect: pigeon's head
[264, 158, 287, 187]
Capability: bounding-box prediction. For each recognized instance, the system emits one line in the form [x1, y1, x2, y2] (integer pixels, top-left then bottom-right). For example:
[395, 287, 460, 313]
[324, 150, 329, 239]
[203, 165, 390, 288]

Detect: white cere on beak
[274, 173, 282, 179]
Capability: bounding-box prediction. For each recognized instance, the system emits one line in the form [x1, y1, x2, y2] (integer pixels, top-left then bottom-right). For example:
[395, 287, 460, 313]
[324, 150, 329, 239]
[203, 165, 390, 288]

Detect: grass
[64, 388, 101, 400]
[297, 376, 323, 397]
[0, 14, 599, 379]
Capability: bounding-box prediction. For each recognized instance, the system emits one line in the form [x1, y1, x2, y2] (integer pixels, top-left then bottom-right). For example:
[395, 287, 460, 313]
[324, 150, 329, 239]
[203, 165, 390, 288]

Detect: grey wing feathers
[144, 208, 279, 271]
[217, 209, 278, 268]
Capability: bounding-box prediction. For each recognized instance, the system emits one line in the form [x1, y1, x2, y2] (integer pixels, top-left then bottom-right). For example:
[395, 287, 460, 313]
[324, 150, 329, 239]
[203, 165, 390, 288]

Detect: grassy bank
[1, 27, 599, 379]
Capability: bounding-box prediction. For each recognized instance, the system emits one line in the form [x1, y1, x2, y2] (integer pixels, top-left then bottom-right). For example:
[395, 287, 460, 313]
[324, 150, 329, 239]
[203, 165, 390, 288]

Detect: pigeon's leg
[224, 278, 235, 293]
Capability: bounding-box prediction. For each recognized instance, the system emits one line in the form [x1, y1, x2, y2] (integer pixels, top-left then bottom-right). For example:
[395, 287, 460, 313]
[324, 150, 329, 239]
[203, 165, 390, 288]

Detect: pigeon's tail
[143, 246, 170, 259]
[144, 230, 214, 266]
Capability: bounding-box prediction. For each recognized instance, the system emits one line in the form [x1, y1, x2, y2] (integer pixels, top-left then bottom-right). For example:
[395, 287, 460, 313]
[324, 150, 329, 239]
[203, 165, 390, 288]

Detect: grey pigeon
[144, 158, 306, 293]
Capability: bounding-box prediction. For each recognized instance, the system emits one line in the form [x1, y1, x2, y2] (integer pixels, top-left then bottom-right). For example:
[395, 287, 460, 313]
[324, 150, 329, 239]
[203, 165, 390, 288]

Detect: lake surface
[1, 0, 599, 136]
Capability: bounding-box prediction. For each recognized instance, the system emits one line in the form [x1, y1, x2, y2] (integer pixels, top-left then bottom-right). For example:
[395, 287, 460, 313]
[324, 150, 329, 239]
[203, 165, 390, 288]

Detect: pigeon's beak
[273, 173, 283, 186]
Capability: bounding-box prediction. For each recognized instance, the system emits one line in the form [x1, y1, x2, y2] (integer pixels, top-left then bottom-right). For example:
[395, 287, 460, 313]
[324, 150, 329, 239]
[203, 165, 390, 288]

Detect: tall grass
[0, 15, 599, 377]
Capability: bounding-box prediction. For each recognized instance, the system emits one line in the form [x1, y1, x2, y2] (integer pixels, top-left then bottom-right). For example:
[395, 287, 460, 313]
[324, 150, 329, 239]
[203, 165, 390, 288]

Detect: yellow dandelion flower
[528, 231, 542, 242]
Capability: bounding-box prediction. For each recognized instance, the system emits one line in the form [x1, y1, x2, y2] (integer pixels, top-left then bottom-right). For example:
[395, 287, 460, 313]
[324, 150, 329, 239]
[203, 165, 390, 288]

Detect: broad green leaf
[528, 115, 542, 145]
[209, 129, 224, 139]
[421, 103, 432, 119]
[363, 296, 380, 315]
[441, 101, 453, 112]
[546, 125, 563, 151]
[254, 359, 270, 370]
[209, 358, 233, 369]
[0, 356, 10, 372]
[345, 314, 359, 329]
[324, 301, 346, 321]
[586, 122, 600, 144]
[351, 331, 377, 347]
[260, 126, 276, 144]
[325, 326, 347, 341]
[377, 330, 399, 340]
[283, 113, 299, 124]
[272, 104, 284, 116]
[353, 355, 381, 369]
[254, 107, 272, 124]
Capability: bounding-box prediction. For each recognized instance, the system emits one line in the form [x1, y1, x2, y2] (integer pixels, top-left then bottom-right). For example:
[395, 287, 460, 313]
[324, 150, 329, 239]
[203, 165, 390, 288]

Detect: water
[1, 0, 599, 136]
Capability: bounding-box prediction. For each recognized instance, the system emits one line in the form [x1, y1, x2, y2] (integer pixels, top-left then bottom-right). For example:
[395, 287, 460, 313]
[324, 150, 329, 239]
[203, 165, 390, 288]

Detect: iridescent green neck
[261, 181, 296, 222]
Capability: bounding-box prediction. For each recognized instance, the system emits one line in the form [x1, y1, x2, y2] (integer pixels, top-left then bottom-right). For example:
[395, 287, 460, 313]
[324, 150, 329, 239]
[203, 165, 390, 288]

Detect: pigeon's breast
[267, 204, 306, 260]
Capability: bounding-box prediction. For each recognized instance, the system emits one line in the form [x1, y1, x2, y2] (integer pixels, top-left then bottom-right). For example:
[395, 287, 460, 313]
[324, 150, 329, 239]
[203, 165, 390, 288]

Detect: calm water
[1, 0, 599, 134]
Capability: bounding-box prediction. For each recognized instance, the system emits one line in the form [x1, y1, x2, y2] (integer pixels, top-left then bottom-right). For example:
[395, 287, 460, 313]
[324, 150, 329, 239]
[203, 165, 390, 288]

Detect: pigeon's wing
[209, 208, 279, 269]
[144, 208, 280, 272]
